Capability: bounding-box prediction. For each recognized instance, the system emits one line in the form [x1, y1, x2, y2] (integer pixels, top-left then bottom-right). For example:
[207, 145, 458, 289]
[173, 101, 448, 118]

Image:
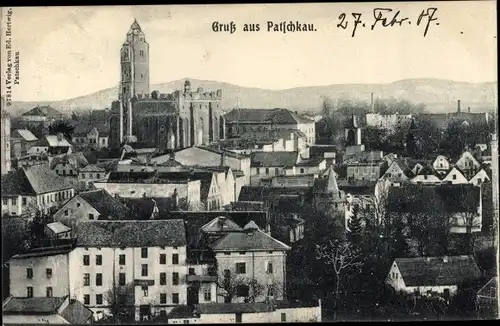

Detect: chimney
[468, 107, 471, 114]
[457, 100, 461, 113]
[220, 152, 226, 167]
[371, 93, 374, 113]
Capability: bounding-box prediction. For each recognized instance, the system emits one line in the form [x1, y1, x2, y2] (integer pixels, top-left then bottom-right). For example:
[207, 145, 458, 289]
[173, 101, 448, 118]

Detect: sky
[0, 2, 497, 102]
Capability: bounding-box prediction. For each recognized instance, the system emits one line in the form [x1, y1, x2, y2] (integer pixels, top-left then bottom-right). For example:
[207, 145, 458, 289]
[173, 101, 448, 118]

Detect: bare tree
[316, 234, 362, 319]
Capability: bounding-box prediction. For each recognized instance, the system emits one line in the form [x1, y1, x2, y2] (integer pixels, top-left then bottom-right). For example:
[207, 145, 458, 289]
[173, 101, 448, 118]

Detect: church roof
[130, 19, 142, 31]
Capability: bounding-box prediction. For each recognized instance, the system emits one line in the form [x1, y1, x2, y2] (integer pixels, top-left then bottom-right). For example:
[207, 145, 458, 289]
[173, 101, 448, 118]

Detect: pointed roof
[210, 227, 290, 252]
[325, 165, 340, 192]
[130, 19, 141, 31]
[201, 216, 242, 233]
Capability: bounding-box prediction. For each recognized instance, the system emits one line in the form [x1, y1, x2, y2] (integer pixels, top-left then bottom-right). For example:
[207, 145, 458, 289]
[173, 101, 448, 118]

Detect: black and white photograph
[0, 2, 498, 323]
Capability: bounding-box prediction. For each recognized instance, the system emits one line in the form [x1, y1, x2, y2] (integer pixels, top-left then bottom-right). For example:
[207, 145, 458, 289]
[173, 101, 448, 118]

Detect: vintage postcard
[0, 2, 498, 324]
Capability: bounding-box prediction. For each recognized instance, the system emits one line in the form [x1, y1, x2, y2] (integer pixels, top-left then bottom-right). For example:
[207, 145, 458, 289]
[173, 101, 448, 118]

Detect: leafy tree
[27, 209, 54, 249]
[347, 205, 364, 247]
[103, 282, 135, 322]
[48, 120, 75, 141]
[215, 271, 266, 303]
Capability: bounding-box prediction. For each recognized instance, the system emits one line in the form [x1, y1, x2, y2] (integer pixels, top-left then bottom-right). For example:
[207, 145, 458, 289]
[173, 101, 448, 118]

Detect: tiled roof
[1, 164, 73, 196]
[238, 185, 311, 202]
[13, 129, 37, 141]
[36, 135, 72, 148]
[73, 220, 187, 247]
[122, 197, 158, 220]
[78, 189, 131, 219]
[79, 164, 106, 172]
[46, 222, 71, 234]
[230, 201, 265, 211]
[10, 245, 74, 260]
[21, 106, 62, 117]
[250, 151, 298, 168]
[3, 296, 67, 314]
[210, 227, 290, 252]
[50, 152, 89, 170]
[295, 157, 326, 167]
[395, 255, 481, 287]
[201, 216, 243, 233]
[224, 108, 311, 125]
[60, 299, 94, 324]
[477, 277, 497, 298]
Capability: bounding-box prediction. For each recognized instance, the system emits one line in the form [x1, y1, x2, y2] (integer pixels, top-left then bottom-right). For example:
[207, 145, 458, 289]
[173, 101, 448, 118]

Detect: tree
[103, 282, 135, 322]
[215, 270, 266, 303]
[316, 232, 362, 320]
[452, 188, 482, 254]
[26, 209, 54, 249]
[347, 204, 364, 247]
[48, 120, 75, 141]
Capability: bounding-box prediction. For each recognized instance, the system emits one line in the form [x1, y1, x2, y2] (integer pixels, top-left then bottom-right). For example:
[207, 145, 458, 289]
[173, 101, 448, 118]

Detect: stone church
[109, 20, 226, 149]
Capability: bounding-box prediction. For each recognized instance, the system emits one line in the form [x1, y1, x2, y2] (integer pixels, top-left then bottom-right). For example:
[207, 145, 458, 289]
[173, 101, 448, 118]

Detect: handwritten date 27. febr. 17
[336, 8, 439, 37]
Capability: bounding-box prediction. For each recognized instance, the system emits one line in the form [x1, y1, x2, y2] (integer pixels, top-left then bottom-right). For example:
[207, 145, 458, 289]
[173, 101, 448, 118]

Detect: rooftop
[251, 151, 298, 168]
[73, 219, 187, 247]
[210, 225, 290, 252]
[78, 189, 131, 219]
[12, 129, 37, 142]
[395, 255, 481, 287]
[224, 108, 313, 125]
[21, 106, 62, 118]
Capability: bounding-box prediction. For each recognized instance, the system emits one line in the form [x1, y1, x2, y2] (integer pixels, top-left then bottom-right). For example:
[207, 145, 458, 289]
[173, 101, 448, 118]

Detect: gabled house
[469, 167, 491, 187]
[442, 166, 469, 185]
[28, 134, 73, 156]
[386, 255, 482, 298]
[381, 159, 413, 183]
[1, 164, 75, 217]
[432, 155, 451, 173]
[410, 165, 442, 185]
[53, 189, 131, 227]
[250, 151, 299, 185]
[210, 221, 291, 303]
[10, 129, 38, 158]
[72, 124, 110, 150]
[20, 106, 63, 124]
[455, 151, 482, 179]
[78, 164, 109, 190]
[50, 152, 89, 179]
[2, 296, 93, 324]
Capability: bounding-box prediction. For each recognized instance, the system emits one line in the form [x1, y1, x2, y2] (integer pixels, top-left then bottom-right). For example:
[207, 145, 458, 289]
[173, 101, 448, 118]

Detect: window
[160, 272, 167, 285]
[265, 168, 269, 175]
[119, 254, 126, 265]
[76, 203, 80, 207]
[172, 272, 179, 285]
[142, 286, 148, 297]
[83, 255, 90, 266]
[141, 248, 148, 258]
[139, 50, 144, 56]
[172, 254, 179, 265]
[189, 268, 195, 275]
[452, 174, 457, 180]
[84, 273, 90, 286]
[159, 254, 166, 265]
[267, 262, 273, 274]
[224, 252, 230, 256]
[46, 287, 53, 298]
[88, 213, 94, 220]
[12, 198, 17, 205]
[281, 313, 287, 322]
[184, 320, 190, 324]
[96, 173, 101, 178]
[96, 294, 103, 305]
[160, 310, 167, 317]
[275, 168, 279, 174]
[239, 251, 246, 255]
[84, 294, 90, 305]
[96, 255, 102, 265]
[22, 198, 27, 206]
[96, 273, 102, 286]
[204, 288, 211, 301]
[2, 198, 7, 205]
[26, 268, 33, 279]
[256, 168, 260, 175]
[236, 262, 246, 274]
[46, 268, 52, 278]
[27, 287, 33, 298]
[300, 168, 305, 174]
[172, 293, 179, 304]
[141, 264, 148, 277]
[89, 173, 93, 178]
[119, 273, 126, 286]
[82, 173, 85, 179]
[160, 293, 167, 304]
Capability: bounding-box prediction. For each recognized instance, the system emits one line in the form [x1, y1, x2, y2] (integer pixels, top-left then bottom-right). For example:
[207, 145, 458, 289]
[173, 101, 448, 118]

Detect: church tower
[120, 19, 150, 101]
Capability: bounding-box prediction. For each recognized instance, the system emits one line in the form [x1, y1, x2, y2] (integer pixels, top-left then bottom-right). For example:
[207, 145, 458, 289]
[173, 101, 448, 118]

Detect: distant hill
[6, 78, 497, 116]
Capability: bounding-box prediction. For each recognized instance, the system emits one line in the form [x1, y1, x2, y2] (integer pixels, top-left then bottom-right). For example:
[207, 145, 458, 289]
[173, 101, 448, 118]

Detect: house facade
[10, 129, 38, 159]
